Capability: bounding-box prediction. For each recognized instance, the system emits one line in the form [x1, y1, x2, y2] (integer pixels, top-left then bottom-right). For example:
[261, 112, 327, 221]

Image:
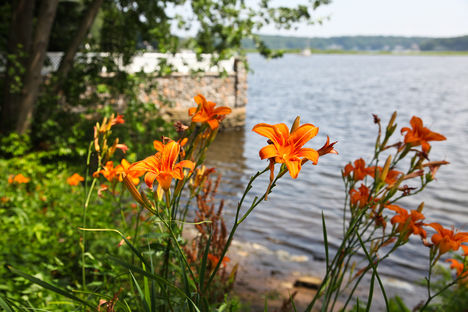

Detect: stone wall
[139, 59, 247, 130]
[39, 52, 248, 129]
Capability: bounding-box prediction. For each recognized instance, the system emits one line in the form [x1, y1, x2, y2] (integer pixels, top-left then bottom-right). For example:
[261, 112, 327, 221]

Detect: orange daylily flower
[401, 116, 446, 153]
[317, 136, 338, 156]
[386, 204, 426, 239]
[428, 223, 468, 255]
[190, 165, 216, 189]
[93, 161, 119, 182]
[116, 159, 142, 185]
[368, 167, 403, 185]
[8, 174, 30, 184]
[349, 184, 374, 209]
[153, 138, 188, 152]
[343, 159, 373, 181]
[446, 259, 468, 279]
[207, 253, 230, 268]
[67, 173, 84, 186]
[188, 94, 232, 130]
[129, 141, 195, 191]
[111, 114, 125, 126]
[252, 121, 319, 179]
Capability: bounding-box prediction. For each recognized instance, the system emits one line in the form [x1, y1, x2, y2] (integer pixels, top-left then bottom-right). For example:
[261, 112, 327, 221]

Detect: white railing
[42, 51, 236, 75]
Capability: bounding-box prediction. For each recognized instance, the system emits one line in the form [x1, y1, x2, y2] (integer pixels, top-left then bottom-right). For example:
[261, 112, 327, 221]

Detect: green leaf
[6, 265, 97, 310]
[107, 256, 200, 312]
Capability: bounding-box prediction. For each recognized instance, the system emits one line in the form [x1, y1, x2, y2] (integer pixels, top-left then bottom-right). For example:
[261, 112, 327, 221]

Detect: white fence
[43, 52, 236, 75]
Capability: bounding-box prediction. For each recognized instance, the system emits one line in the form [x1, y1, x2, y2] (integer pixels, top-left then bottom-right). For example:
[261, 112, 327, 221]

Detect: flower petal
[285, 160, 301, 179]
[156, 173, 173, 191]
[153, 140, 164, 152]
[297, 148, 319, 164]
[207, 118, 219, 130]
[177, 160, 195, 170]
[289, 124, 318, 148]
[144, 172, 157, 189]
[188, 107, 197, 116]
[161, 141, 180, 170]
[253, 123, 288, 146]
[259, 144, 279, 160]
[214, 106, 232, 115]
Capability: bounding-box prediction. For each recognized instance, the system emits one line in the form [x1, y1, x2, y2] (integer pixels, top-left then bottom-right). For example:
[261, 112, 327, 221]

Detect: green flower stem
[204, 165, 273, 292]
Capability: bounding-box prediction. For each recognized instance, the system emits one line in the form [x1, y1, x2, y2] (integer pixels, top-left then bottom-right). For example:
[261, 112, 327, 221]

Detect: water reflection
[203, 54, 468, 297]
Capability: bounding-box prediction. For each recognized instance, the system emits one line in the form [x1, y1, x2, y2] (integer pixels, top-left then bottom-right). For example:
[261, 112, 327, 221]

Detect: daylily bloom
[111, 114, 125, 126]
[428, 223, 468, 255]
[8, 174, 30, 184]
[252, 121, 319, 179]
[446, 259, 468, 279]
[401, 116, 446, 153]
[343, 159, 373, 181]
[153, 138, 188, 152]
[93, 161, 119, 182]
[207, 253, 230, 268]
[368, 167, 403, 185]
[67, 173, 84, 186]
[349, 184, 373, 209]
[317, 136, 338, 156]
[188, 94, 232, 130]
[386, 204, 426, 239]
[129, 141, 195, 191]
[116, 159, 142, 185]
[190, 165, 216, 189]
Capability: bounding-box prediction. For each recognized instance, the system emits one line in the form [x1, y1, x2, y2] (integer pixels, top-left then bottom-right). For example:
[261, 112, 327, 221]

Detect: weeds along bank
[1, 94, 468, 311]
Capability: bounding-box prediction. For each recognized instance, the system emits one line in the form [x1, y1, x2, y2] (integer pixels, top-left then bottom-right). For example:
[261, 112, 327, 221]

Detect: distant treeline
[242, 35, 468, 51]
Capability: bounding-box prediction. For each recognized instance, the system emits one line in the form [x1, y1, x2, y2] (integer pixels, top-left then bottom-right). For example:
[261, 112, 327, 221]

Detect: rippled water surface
[205, 54, 468, 292]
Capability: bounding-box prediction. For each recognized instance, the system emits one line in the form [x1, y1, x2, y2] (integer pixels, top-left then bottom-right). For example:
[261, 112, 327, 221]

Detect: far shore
[244, 49, 468, 56]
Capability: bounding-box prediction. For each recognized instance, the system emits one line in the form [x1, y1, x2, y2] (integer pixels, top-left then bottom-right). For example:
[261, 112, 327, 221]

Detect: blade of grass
[148, 242, 157, 312]
[7, 265, 96, 310]
[0, 296, 14, 312]
[366, 271, 376, 312]
[78, 228, 150, 268]
[130, 271, 151, 312]
[322, 212, 329, 272]
[108, 256, 200, 312]
[199, 231, 213, 294]
[356, 232, 389, 311]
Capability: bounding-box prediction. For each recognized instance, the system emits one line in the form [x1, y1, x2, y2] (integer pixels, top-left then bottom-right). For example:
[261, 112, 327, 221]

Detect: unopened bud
[290, 116, 301, 133]
[417, 202, 424, 213]
[380, 155, 392, 183]
[387, 111, 397, 130]
[122, 174, 145, 207]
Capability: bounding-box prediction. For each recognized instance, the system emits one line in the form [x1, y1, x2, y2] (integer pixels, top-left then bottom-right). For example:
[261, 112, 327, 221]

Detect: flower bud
[380, 155, 392, 183]
[417, 202, 424, 213]
[290, 116, 301, 133]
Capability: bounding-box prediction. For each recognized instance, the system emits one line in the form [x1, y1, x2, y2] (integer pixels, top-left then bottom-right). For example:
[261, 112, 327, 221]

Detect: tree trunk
[1, 0, 35, 133]
[15, 0, 59, 134]
[55, 0, 104, 90]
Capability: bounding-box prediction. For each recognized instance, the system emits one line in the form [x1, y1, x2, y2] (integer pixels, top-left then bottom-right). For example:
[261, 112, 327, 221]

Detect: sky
[258, 0, 468, 38]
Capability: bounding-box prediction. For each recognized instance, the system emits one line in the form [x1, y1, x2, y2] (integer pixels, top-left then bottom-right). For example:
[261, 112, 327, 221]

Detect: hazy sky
[259, 0, 468, 38]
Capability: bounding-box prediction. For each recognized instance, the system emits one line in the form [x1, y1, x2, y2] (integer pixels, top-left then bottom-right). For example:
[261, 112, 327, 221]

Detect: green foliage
[0, 132, 31, 157]
[422, 262, 468, 312]
[420, 35, 468, 51]
[30, 67, 174, 162]
[0, 155, 120, 308]
[349, 296, 411, 312]
[242, 34, 432, 51]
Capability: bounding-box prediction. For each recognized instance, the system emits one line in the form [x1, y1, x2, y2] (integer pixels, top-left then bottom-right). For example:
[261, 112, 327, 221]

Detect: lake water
[205, 53, 468, 303]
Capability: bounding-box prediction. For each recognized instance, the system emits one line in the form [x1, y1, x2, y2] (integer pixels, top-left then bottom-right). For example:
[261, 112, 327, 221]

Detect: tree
[1, 0, 331, 135]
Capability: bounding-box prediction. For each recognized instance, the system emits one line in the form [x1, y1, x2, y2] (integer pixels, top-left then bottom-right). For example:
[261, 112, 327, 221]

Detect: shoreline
[244, 49, 468, 56]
